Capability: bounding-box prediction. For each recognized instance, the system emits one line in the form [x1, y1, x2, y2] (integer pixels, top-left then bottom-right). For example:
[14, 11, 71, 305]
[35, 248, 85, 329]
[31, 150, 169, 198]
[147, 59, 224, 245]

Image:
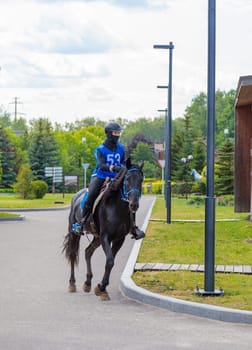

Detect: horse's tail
[62, 232, 80, 265]
[62, 197, 81, 265]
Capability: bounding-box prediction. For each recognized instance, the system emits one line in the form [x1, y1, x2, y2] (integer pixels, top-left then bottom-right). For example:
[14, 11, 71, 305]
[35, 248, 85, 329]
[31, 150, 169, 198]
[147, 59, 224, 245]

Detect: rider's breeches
[85, 177, 105, 209]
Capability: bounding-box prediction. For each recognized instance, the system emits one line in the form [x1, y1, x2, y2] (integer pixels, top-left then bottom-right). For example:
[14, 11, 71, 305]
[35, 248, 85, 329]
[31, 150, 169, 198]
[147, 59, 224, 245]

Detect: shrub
[172, 182, 193, 197]
[216, 195, 234, 207]
[142, 180, 162, 194]
[30, 180, 48, 199]
[187, 196, 205, 206]
[13, 165, 33, 199]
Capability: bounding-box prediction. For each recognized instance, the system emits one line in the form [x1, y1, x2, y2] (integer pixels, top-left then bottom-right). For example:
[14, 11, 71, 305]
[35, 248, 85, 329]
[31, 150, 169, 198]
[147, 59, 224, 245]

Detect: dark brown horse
[63, 158, 144, 300]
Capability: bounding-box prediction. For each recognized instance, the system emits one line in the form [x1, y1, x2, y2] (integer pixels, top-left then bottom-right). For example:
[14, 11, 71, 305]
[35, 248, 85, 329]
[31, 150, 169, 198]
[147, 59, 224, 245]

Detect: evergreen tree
[28, 118, 59, 184]
[171, 118, 184, 178]
[0, 125, 16, 187]
[174, 113, 194, 181]
[192, 141, 206, 173]
[215, 139, 234, 195]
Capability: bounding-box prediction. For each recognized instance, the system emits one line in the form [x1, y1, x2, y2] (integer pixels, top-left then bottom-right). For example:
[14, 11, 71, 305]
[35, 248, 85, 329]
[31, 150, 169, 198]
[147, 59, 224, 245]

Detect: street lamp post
[195, 0, 223, 296]
[154, 42, 174, 224]
[158, 108, 167, 200]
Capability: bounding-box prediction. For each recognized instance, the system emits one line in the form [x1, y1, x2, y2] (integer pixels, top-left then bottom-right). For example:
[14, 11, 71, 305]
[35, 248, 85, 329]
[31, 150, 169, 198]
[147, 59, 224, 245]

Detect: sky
[1, 0, 252, 125]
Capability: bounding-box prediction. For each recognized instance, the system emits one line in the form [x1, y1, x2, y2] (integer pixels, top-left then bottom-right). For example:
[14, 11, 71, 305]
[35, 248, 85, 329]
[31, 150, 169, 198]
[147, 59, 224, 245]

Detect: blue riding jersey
[95, 143, 124, 179]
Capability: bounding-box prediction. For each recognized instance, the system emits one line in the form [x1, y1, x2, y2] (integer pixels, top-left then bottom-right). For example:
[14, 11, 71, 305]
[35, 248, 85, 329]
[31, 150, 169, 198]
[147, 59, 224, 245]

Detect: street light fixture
[154, 42, 174, 224]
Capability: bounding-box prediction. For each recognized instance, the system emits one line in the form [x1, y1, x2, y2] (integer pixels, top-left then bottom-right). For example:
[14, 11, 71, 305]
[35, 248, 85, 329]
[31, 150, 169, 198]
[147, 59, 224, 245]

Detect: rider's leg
[72, 177, 105, 236]
[131, 212, 145, 240]
[81, 177, 105, 224]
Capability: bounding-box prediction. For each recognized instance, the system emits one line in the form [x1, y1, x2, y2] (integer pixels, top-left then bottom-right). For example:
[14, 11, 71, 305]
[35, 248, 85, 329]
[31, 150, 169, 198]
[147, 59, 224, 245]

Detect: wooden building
[234, 75, 252, 212]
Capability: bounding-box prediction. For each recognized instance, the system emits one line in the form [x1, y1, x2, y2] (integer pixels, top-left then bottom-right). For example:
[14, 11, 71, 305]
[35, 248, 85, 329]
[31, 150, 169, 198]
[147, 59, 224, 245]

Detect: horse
[62, 158, 144, 301]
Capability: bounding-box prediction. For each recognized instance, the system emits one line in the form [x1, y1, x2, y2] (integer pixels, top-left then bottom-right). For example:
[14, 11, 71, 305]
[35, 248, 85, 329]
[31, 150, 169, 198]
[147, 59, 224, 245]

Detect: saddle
[83, 168, 127, 236]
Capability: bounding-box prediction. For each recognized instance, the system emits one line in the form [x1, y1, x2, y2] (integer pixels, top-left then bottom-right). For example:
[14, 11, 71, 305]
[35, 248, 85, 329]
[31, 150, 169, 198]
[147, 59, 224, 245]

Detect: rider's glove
[113, 165, 121, 172]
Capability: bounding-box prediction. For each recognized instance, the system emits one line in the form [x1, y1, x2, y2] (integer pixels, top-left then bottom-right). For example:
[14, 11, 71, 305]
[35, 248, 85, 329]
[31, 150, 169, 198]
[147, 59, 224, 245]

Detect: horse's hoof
[83, 282, 91, 293]
[94, 285, 110, 301]
[68, 284, 77, 293]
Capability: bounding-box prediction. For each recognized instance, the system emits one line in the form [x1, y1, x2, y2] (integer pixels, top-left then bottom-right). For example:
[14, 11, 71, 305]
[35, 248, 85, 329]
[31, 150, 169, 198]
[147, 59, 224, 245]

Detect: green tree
[131, 142, 155, 163]
[173, 113, 194, 182]
[29, 118, 59, 185]
[192, 141, 206, 174]
[215, 89, 235, 147]
[0, 125, 16, 187]
[184, 92, 207, 139]
[54, 125, 104, 186]
[126, 133, 153, 157]
[121, 117, 165, 145]
[131, 142, 160, 178]
[215, 139, 234, 195]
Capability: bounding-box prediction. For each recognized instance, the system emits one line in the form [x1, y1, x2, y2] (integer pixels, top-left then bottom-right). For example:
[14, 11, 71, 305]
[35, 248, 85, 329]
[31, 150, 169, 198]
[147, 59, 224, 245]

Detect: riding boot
[80, 204, 92, 225]
[72, 204, 92, 236]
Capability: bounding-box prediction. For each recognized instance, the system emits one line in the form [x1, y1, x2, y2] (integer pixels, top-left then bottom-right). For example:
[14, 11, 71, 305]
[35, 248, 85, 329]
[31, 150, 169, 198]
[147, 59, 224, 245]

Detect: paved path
[1, 195, 252, 350]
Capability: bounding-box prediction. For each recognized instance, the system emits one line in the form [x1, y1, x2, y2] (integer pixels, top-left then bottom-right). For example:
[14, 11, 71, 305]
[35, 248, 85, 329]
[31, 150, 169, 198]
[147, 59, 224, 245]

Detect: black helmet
[104, 122, 122, 134]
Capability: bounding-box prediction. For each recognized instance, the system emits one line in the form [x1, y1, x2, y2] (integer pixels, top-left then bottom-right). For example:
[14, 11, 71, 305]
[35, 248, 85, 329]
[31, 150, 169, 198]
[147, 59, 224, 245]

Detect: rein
[122, 167, 142, 201]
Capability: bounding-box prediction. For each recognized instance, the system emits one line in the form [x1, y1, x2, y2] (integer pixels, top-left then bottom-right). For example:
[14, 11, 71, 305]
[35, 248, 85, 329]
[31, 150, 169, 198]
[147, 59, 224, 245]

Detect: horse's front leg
[83, 236, 100, 293]
[95, 236, 125, 301]
[94, 235, 114, 300]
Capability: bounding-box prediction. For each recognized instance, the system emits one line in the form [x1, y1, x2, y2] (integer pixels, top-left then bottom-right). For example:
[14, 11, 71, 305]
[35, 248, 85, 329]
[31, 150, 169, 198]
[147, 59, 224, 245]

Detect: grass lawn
[0, 212, 20, 218]
[0, 193, 73, 218]
[0, 193, 72, 209]
[133, 195, 252, 311]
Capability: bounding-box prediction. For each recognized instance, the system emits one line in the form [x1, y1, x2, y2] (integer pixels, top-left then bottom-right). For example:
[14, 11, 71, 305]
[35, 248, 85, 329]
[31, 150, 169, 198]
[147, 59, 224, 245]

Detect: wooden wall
[235, 105, 252, 212]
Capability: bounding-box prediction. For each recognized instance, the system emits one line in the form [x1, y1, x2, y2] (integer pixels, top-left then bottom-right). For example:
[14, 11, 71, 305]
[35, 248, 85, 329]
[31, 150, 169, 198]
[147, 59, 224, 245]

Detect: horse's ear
[126, 157, 131, 169]
[139, 161, 144, 170]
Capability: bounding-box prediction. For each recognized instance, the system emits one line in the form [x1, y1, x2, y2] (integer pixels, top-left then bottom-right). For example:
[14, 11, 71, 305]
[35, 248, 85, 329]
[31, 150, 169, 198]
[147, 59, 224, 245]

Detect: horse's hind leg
[83, 236, 100, 293]
[69, 259, 77, 293]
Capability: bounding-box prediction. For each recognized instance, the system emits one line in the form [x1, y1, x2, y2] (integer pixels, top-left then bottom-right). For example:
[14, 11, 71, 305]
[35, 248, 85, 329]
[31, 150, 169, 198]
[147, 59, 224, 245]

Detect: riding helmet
[104, 122, 122, 134]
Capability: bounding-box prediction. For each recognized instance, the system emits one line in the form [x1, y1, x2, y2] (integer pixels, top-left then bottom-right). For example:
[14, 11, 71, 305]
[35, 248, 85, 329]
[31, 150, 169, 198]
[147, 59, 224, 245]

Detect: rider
[72, 121, 145, 240]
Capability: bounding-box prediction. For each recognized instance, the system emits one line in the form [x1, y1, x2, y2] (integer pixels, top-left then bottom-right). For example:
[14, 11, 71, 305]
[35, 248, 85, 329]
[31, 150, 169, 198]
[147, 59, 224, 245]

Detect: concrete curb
[0, 215, 25, 221]
[0, 206, 69, 221]
[0, 206, 70, 212]
[119, 199, 252, 324]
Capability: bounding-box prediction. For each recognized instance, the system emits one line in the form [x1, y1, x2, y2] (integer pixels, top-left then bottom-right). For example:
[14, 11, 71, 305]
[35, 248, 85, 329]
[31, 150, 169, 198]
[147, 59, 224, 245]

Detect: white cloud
[0, 0, 252, 124]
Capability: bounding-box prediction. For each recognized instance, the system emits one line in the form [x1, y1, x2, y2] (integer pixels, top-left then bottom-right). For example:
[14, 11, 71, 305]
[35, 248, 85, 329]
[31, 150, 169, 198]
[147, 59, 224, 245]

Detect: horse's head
[123, 158, 144, 213]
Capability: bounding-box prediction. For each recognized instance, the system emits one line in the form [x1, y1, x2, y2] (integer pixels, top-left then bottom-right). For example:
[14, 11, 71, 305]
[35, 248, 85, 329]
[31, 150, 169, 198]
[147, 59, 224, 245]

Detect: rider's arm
[96, 150, 110, 171]
[96, 149, 124, 172]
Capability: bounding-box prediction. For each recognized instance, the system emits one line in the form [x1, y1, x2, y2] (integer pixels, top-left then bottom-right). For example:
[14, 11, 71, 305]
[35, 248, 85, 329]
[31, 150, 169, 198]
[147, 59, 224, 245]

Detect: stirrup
[71, 222, 84, 236]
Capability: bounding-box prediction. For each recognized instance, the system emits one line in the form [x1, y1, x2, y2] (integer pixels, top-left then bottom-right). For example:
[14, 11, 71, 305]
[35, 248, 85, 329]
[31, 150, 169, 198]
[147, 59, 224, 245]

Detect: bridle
[122, 167, 142, 201]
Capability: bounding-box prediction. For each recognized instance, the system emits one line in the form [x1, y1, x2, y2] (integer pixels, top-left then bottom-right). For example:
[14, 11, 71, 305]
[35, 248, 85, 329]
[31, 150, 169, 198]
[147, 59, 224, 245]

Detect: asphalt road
[0, 195, 252, 350]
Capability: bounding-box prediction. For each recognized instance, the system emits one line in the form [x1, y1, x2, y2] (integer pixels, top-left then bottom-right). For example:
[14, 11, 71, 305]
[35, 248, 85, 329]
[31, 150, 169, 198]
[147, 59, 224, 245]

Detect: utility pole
[10, 97, 23, 122]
